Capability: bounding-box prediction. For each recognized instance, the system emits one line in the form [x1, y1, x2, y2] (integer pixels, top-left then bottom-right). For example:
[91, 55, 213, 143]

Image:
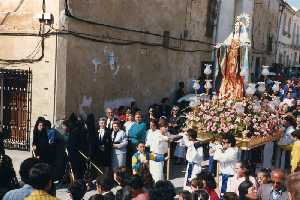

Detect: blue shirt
[128, 122, 147, 145]
[3, 184, 33, 200]
[47, 128, 58, 144]
[280, 84, 298, 99]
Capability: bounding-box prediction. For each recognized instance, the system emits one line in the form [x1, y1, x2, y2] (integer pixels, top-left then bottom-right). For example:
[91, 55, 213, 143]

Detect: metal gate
[1, 69, 32, 151]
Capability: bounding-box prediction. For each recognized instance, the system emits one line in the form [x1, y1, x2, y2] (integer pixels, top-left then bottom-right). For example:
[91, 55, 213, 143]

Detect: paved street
[6, 149, 188, 199]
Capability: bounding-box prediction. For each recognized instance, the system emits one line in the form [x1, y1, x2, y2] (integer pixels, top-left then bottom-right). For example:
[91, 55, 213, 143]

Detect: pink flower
[221, 123, 226, 129]
[225, 112, 230, 117]
[223, 127, 229, 133]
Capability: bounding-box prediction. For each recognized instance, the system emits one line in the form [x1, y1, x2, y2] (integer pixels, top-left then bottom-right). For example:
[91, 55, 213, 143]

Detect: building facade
[275, 1, 300, 77]
[251, 0, 281, 80]
[0, 0, 214, 150]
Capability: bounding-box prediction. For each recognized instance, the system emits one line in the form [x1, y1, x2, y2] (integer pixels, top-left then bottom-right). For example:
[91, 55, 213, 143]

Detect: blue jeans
[208, 156, 217, 176]
[221, 174, 233, 195]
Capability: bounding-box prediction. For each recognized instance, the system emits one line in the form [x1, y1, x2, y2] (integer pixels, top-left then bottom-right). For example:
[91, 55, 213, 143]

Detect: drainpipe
[275, 0, 285, 64]
[212, 0, 221, 91]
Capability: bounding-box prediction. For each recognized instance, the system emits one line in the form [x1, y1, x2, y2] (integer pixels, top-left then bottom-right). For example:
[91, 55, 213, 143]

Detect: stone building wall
[0, 0, 63, 125]
[64, 0, 213, 116]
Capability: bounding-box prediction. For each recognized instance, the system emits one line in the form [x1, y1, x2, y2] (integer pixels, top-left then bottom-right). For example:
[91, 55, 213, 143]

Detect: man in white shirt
[276, 115, 296, 169]
[213, 134, 238, 196]
[226, 161, 258, 196]
[148, 121, 169, 182]
[105, 107, 117, 130]
[145, 119, 160, 151]
[183, 129, 204, 190]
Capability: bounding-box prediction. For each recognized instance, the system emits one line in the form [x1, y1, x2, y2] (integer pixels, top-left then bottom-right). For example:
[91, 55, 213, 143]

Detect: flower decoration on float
[272, 81, 281, 93]
[246, 83, 256, 96]
[185, 96, 283, 140]
[257, 82, 266, 93]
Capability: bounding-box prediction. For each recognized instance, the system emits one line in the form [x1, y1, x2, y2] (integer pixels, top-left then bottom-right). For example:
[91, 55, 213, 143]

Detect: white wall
[216, 0, 236, 43]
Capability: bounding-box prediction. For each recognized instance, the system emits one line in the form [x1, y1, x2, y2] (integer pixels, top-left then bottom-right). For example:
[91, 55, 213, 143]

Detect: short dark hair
[179, 190, 191, 200]
[112, 120, 120, 126]
[28, 163, 52, 190]
[191, 177, 204, 189]
[222, 134, 236, 147]
[238, 180, 253, 199]
[150, 180, 176, 200]
[258, 168, 271, 178]
[284, 115, 297, 127]
[191, 189, 209, 200]
[187, 129, 198, 140]
[223, 192, 238, 200]
[68, 179, 87, 200]
[149, 119, 158, 127]
[179, 81, 185, 88]
[19, 158, 41, 184]
[161, 97, 169, 104]
[89, 194, 105, 200]
[96, 175, 114, 192]
[127, 175, 144, 190]
[237, 160, 252, 177]
[135, 111, 142, 116]
[291, 129, 300, 139]
[44, 120, 52, 129]
[159, 120, 168, 128]
[196, 171, 217, 189]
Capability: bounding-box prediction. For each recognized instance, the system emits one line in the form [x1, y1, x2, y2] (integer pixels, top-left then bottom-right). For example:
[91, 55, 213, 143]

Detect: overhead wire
[0, 30, 51, 64]
[63, 0, 215, 46]
[0, 0, 215, 63]
[56, 28, 213, 53]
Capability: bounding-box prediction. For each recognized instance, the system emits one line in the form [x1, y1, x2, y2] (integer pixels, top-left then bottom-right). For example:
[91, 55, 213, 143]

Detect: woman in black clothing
[65, 113, 86, 180]
[238, 180, 253, 200]
[0, 154, 19, 199]
[32, 118, 50, 164]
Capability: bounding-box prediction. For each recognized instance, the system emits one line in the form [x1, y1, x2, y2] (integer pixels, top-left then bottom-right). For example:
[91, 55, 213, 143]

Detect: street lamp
[204, 64, 212, 94]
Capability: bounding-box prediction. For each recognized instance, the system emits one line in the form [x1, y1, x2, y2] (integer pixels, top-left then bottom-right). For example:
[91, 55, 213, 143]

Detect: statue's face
[234, 21, 241, 33]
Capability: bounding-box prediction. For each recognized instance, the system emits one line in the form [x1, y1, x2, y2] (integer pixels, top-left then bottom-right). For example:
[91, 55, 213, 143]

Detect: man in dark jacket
[93, 117, 112, 174]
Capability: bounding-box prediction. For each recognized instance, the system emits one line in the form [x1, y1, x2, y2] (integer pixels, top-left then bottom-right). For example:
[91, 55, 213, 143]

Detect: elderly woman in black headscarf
[0, 154, 19, 199]
[64, 113, 86, 180]
[32, 117, 51, 164]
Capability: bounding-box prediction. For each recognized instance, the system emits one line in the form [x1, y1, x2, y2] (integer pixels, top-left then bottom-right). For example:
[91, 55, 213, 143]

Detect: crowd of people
[0, 79, 300, 200]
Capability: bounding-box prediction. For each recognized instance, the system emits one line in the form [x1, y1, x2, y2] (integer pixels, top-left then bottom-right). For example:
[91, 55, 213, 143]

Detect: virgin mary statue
[216, 14, 251, 99]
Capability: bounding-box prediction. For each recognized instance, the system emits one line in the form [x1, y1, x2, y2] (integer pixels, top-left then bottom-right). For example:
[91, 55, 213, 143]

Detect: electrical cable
[0, 37, 44, 64]
[56, 29, 213, 53]
[64, 0, 215, 46]
[25, 38, 43, 59]
[0, 31, 49, 64]
[0, 20, 213, 64]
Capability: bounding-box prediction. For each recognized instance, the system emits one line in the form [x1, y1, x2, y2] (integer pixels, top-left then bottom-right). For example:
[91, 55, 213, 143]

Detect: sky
[287, 0, 300, 10]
